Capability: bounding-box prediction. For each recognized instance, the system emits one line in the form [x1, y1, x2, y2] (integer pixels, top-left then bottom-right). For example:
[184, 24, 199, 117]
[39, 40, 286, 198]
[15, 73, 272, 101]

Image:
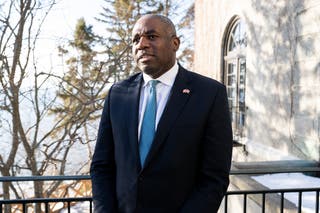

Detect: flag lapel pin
[182, 89, 190, 94]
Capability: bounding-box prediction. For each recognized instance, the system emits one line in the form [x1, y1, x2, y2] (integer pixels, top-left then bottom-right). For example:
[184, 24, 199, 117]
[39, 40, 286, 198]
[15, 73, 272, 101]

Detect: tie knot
[149, 80, 159, 89]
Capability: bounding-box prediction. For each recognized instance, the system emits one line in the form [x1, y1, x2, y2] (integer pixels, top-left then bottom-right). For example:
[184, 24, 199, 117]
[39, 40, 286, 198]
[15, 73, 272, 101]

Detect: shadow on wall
[244, 0, 320, 161]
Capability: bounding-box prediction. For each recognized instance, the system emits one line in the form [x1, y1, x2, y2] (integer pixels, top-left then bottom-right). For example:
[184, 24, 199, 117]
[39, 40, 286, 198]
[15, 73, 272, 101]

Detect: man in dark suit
[90, 14, 233, 213]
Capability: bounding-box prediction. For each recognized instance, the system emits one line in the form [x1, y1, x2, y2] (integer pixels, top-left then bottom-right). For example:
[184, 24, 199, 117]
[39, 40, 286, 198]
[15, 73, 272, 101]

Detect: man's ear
[172, 36, 180, 52]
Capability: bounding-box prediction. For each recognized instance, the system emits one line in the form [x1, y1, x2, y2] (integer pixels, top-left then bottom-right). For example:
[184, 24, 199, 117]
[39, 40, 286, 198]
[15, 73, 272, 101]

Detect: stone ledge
[229, 173, 297, 212]
[222, 164, 310, 212]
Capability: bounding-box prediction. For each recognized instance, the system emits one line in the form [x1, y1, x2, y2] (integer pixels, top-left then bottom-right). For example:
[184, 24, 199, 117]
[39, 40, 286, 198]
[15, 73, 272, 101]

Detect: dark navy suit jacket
[90, 66, 233, 213]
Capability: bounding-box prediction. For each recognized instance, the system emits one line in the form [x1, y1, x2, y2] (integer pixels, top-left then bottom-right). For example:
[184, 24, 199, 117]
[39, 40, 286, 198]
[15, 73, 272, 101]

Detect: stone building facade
[194, 0, 320, 162]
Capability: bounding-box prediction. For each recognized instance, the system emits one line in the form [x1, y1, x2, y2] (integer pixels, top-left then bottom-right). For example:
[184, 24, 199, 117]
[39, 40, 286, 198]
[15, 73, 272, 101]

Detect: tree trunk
[34, 181, 44, 213]
[2, 181, 12, 213]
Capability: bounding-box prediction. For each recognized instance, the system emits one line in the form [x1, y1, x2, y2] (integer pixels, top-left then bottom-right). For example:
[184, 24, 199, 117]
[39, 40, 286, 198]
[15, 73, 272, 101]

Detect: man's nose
[136, 36, 150, 49]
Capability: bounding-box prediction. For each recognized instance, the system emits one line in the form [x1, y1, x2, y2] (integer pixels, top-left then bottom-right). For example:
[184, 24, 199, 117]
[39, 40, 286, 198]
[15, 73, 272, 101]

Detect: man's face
[132, 17, 180, 79]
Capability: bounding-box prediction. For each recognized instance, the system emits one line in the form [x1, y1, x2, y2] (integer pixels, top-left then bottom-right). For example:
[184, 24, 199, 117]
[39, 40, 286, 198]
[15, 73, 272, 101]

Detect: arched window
[223, 18, 247, 142]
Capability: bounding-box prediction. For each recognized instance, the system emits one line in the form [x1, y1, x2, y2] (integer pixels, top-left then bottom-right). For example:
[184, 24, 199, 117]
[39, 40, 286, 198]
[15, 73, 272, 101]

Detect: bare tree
[0, 0, 95, 212]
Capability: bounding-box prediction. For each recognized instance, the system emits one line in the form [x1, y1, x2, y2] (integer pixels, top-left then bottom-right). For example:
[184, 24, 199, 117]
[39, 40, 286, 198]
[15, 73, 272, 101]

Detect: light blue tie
[139, 80, 159, 166]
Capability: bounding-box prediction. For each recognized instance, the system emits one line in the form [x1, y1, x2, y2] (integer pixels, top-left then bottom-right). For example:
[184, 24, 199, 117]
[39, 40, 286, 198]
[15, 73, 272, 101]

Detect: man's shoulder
[181, 67, 225, 89]
[112, 72, 142, 88]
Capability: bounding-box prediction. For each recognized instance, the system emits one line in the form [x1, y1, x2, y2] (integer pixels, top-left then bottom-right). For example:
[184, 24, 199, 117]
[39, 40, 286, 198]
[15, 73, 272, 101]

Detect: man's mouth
[138, 54, 155, 62]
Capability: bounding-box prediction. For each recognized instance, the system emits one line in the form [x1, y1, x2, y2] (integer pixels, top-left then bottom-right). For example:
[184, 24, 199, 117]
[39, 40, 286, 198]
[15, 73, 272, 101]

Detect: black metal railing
[227, 165, 320, 213]
[0, 175, 92, 213]
[0, 197, 92, 213]
[1, 166, 320, 213]
[224, 187, 320, 213]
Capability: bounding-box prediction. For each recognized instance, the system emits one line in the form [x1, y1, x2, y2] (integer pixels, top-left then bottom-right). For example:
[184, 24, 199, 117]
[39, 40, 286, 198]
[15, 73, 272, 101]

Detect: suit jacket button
[139, 175, 143, 181]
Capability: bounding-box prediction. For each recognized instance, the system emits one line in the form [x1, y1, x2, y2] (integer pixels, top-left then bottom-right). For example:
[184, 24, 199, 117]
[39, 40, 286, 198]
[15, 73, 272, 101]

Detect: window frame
[222, 17, 247, 142]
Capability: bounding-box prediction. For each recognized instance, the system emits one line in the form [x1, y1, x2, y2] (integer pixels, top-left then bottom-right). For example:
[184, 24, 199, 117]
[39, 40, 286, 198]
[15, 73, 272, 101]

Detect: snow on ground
[252, 173, 320, 213]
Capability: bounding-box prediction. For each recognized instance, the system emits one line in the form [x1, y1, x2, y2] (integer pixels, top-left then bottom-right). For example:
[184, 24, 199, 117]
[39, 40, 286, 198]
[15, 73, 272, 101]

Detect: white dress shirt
[138, 62, 179, 140]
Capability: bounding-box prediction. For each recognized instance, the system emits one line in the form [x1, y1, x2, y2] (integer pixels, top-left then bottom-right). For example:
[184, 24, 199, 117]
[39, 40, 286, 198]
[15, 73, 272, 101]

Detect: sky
[42, 0, 105, 41]
[35, 0, 105, 72]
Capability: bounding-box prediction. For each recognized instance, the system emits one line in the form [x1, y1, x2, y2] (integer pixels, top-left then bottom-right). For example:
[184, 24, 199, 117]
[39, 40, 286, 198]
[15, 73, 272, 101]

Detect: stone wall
[194, 0, 320, 161]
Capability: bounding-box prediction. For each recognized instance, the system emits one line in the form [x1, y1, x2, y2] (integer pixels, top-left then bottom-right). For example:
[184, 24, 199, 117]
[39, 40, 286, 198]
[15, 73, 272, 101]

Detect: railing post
[45, 202, 49, 213]
[22, 203, 27, 213]
[262, 193, 265, 213]
[316, 190, 319, 213]
[298, 191, 302, 213]
[224, 195, 228, 213]
[280, 192, 284, 213]
[243, 194, 247, 213]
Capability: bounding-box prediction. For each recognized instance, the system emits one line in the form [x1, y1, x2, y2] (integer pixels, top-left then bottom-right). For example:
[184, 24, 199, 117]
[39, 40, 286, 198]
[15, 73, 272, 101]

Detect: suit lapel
[142, 67, 192, 169]
[126, 74, 143, 170]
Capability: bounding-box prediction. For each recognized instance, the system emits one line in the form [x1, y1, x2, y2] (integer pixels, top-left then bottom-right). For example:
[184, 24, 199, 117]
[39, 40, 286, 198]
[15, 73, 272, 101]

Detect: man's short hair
[140, 14, 177, 36]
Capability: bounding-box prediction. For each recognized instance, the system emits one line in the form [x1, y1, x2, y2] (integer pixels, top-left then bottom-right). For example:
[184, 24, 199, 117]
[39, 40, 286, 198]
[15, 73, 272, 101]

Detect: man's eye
[132, 37, 140, 44]
[148, 35, 156, 40]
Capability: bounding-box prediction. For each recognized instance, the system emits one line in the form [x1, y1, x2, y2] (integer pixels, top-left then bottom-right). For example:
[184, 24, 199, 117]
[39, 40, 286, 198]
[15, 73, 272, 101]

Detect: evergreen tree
[52, 18, 110, 156]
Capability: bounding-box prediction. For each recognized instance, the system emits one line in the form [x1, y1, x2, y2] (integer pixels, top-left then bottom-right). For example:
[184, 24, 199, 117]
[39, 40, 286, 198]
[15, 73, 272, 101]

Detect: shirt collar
[142, 61, 179, 87]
